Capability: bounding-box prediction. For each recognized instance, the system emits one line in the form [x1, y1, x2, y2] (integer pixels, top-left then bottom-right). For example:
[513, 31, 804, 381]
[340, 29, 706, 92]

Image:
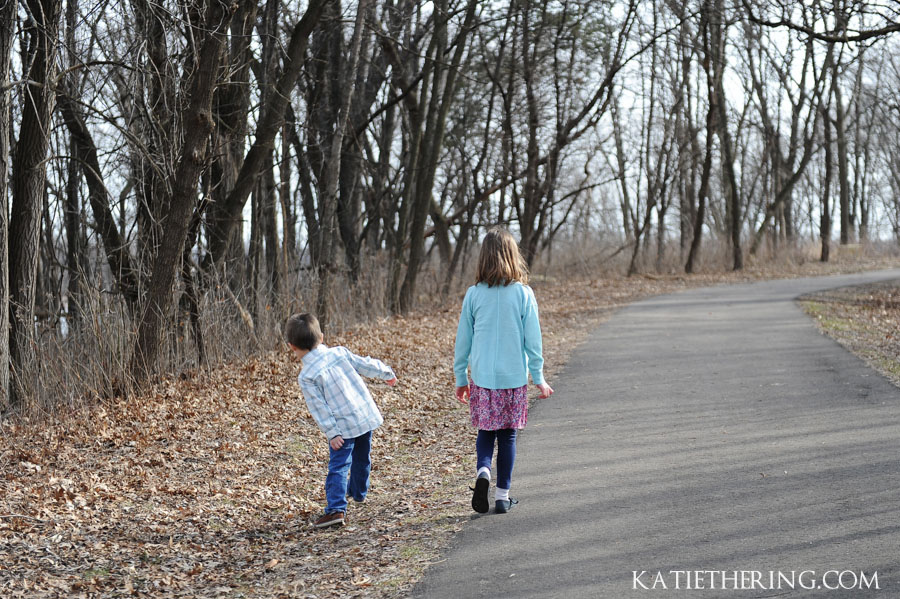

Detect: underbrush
[6, 237, 900, 420]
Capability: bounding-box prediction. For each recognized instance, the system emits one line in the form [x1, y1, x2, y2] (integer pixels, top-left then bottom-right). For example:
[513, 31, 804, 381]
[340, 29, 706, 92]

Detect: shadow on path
[414, 269, 900, 598]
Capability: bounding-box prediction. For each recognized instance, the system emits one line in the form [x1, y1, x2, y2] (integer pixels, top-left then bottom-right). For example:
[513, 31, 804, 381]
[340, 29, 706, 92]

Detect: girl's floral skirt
[468, 382, 528, 430]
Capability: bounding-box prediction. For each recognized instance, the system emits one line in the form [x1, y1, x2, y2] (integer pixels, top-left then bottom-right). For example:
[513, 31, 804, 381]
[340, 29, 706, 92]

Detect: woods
[2, 0, 900, 409]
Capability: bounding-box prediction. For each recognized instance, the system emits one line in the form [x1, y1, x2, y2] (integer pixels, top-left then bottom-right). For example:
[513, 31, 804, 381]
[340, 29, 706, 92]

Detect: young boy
[285, 313, 397, 528]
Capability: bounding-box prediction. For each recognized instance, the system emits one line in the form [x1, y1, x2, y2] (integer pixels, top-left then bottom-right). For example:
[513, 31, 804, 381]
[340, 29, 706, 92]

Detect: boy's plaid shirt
[298, 344, 395, 440]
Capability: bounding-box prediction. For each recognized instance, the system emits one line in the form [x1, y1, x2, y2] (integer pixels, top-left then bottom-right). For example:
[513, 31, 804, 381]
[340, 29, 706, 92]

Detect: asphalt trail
[415, 269, 900, 598]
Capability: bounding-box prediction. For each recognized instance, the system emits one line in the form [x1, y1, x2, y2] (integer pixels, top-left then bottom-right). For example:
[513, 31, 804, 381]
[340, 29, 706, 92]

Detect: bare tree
[132, 0, 236, 382]
[821, 97, 835, 261]
[743, 0, 900, 43]
[397, 0, 479, 313]
[704, 0, 742, 270]
[745, 22, 832, 255]
[5, 0, 900, 410]
[315, 0, 373, 323]
[57, 94, 141, 309]
[8, 0, 61, 404]
[0, 0, 14, 405]
[203, 1, 326, 274]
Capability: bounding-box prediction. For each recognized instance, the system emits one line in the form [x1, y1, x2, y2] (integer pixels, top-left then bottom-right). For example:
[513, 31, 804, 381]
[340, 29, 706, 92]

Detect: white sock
[477, 466, 491, 479]
[495, 487, 510, 502]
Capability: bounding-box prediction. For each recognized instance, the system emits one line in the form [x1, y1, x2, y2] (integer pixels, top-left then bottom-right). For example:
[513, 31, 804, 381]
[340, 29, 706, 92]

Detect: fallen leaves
[2, 258, 899, 597]
[0, 310, 475, 598]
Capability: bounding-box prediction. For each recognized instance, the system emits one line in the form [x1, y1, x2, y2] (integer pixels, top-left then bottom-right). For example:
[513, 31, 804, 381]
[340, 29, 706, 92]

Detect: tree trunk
[0, 0, 14, 406]
[132, 0, 235, 383]
[834, 82, 851, 245]
[821, 110, 834, 262]
[131, 0, 173, 279]
[180, 199, 208, 365]
[57, 92, 141, 310]
[676, 73, 697, 256]
[63, 0, 82, 327]
[656, 203, 668, 272]
[336, 5, 377, 283]
[279, 122, 296, 279]
[611, 94, 633, 245]
[8, 0, 61, 405]
[64, 137, 82, 325]
[518, 1, 542, 266]
[399, 0, 479, 312]
[709, 0, 742, 270]
[259, 0, 281, 298]
[262, 158, 279, 297]
[316, 0, 371, 324]
[290, 114, 321, 267]
[249, 175, 262, 318]
[205, 0, 259, 287]
[685, 100, 715, 274]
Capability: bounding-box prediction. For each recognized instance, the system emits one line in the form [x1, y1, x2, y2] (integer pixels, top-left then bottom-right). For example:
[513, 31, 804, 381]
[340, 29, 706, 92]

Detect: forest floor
[799, 279, 900, 388]
[2, 251, 899, 598]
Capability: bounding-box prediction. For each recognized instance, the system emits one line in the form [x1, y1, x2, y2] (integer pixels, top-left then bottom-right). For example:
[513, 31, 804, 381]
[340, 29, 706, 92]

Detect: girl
[454, 228, 553, 514]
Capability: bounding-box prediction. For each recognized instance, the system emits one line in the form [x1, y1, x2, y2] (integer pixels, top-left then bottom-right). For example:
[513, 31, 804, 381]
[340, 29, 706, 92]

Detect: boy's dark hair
[284, 313, 323, 350]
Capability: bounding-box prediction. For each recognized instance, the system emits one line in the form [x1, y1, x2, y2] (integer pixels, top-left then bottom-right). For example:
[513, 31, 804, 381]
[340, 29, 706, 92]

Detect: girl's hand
[456, 385, 469, 404]
[386, 377, 398, 386]
[537, 383, 554, 399]
[330, 435, 344, 450]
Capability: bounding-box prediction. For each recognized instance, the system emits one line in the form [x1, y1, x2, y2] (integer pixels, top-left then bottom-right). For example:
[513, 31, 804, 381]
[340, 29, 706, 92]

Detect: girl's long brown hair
[475, 228, 529, 287]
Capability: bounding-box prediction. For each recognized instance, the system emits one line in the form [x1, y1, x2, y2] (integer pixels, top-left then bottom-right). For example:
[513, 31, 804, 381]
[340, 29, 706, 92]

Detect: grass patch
[799, 301, 859, 333]
[874, 356, 900, 379]
[799, 280, 900, 387]
[83, 567, 111, 580]
[400, 545, 424, 560]
[286, 437, 310, 455]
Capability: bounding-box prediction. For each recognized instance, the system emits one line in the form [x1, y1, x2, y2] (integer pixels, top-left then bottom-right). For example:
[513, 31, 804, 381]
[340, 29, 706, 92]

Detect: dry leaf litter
[3, 254, 898, 598]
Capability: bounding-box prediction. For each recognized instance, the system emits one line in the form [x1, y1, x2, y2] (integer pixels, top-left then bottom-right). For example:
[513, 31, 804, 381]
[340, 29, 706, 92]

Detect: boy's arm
[453, 290, 474, 387]
[299, 378, 341, 440]
[523, 288, 545, 386]
[340, 347, 396, 381]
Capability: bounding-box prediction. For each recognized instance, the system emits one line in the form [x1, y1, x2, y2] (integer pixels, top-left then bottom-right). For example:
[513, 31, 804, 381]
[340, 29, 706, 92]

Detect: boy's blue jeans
[476, 428, 517, 490]
[325, 430, 372, 514]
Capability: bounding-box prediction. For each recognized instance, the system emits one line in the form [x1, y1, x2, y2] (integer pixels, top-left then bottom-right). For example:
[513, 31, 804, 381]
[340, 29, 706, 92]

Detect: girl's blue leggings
[476, 428, 518, 490]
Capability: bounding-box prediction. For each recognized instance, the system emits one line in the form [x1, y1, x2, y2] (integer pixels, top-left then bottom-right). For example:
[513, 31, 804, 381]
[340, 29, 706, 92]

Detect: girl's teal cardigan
[454, 281, 545, 390]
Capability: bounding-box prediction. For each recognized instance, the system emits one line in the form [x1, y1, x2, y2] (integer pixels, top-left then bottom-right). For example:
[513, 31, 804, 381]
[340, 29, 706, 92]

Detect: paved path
[415, 269, 900, 598]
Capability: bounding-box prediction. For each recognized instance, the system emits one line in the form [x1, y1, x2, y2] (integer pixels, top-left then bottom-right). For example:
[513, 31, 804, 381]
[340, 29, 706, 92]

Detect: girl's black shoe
[470, 475, 490, 513]
[495, 498, 518, 514]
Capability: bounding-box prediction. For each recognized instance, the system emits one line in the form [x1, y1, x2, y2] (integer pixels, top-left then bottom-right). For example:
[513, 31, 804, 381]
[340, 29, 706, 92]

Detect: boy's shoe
[470, 474, 490, 514]
[495, 498, 518, 514]
[347, 495, 365, 503]
[312, 511, 345, 528]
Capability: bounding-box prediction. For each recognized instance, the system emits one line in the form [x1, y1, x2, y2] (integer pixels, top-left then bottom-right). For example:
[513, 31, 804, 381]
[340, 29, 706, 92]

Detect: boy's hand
[330, 435, 344, 450]
[456, 385, 469, 404]
[386, 377, 398, 387]
[537, 383, 554, 399]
